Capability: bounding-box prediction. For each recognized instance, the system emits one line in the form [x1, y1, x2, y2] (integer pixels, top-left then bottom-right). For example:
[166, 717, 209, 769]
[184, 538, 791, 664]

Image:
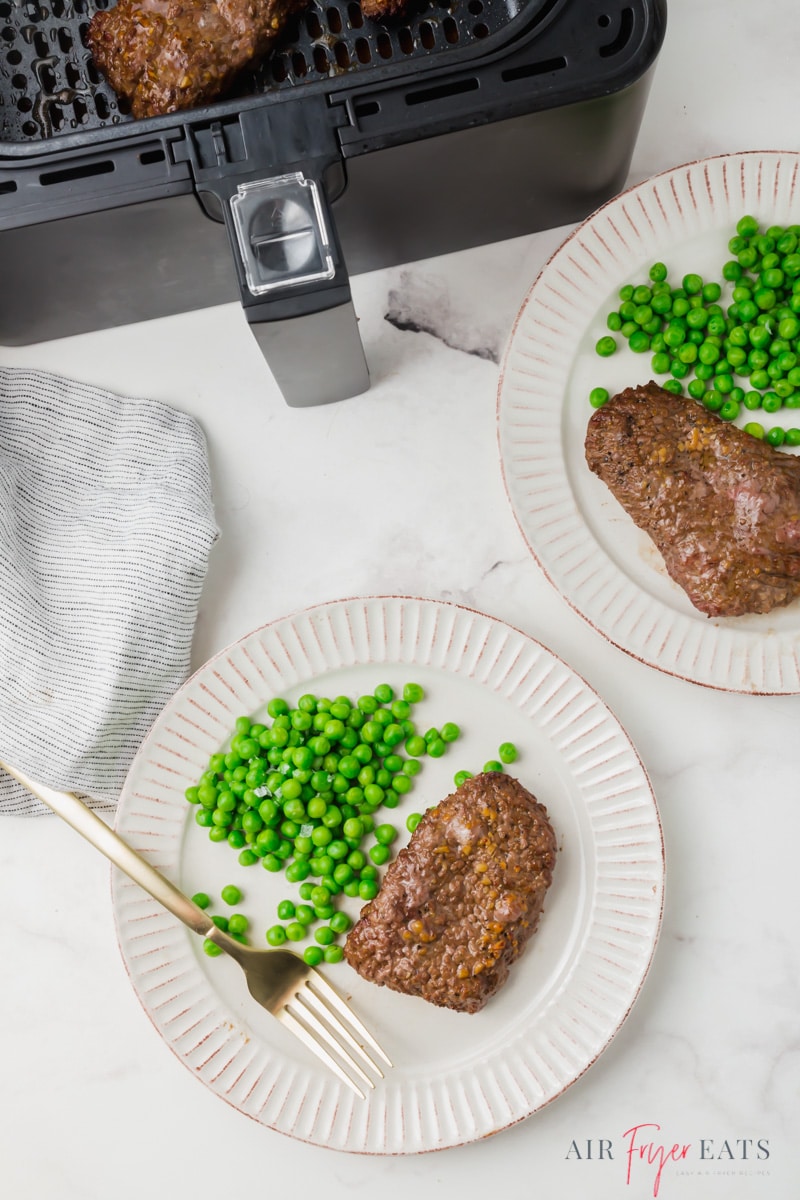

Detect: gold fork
[1, 758, 391, 1098]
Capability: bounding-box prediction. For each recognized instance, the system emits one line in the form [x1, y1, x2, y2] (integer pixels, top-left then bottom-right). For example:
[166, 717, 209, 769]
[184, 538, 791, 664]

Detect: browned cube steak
[88, 0, 310, 119]
[585, 381, 800, 618]
[344, 773, 557, 1013]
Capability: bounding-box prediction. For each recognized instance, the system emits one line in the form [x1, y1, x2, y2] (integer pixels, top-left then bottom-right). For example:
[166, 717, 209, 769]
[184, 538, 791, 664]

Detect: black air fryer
[0, 0, 666, 405]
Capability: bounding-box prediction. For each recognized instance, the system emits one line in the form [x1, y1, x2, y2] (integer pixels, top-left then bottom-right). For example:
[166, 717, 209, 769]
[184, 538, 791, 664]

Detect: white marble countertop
[2, 1, 799, 1196]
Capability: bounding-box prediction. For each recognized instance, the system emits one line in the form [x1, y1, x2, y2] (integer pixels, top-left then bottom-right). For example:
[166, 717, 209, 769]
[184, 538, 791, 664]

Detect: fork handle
[0, 759, 218, 941]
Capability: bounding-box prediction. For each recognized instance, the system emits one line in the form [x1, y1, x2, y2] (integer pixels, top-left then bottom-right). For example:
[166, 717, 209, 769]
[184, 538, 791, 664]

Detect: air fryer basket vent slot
[599, 5, 634, 57]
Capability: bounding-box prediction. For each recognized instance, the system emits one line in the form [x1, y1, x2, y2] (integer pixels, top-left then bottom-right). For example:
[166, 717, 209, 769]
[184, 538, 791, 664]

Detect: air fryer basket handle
[225, 169, 368, 407]
[246, 291, 369, 408]
[189, 108, 369, 407]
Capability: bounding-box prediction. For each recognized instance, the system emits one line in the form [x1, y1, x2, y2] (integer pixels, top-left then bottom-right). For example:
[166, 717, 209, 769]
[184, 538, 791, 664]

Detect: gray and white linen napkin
[0, 367, 218, 816]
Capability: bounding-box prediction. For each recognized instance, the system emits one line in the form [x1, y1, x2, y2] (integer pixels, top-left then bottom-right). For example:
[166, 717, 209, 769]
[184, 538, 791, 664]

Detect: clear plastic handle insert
[229, 173, 337, 297]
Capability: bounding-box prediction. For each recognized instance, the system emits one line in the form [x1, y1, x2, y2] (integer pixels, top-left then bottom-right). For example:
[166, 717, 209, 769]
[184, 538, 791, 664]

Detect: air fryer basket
[0, 0, 554, 146]
[0, 0, 666, 406]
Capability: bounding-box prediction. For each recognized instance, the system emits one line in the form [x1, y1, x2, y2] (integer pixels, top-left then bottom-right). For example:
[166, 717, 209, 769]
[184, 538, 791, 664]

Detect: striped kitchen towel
[0, 367, 218, 815]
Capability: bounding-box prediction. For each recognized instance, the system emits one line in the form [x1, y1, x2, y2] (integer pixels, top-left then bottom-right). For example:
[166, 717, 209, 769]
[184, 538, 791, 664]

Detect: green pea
[374, 823, 397, 845]
[342, 816, 363, 840]
[323, 945, 344, 964]
[369, 843, 391, 865]
[203, 939, 223, 956]
[483, 759, 504, 773]
[315, 925, 336, 946]
[266, 925, 287, 946]
[595, 335, 617, 357]
[498, 742, 518, 764]
[192, 892, 211, 910]
[405, 734, 427, 757]
[406, 812, 423, 832]
[453, 770, 473, 787]
[698, 342, 720, 366]
[303, 945, 325, 966]
[589, 387, 609, 408]
[228, 913, 249, 936]
[719, 400, 740, 422]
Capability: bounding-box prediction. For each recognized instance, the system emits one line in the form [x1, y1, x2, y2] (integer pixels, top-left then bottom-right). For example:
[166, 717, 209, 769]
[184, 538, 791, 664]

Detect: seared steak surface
[585, 382, 800, 618]
[88, 0, 307, 118]
[344, 773, 557, 1013]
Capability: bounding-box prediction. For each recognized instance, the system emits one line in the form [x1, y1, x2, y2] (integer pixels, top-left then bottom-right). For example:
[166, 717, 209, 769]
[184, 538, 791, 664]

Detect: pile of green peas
[591, 215, 800, 448]
[184, 683, 461, 965]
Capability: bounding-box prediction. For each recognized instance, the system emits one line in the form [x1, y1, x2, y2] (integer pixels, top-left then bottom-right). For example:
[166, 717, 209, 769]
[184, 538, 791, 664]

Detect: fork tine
[276, 1008, 368, 1100]
[306, 972, 393, 1068]
[287, 992, 376, 1090]
[296, 985, 387, 1081]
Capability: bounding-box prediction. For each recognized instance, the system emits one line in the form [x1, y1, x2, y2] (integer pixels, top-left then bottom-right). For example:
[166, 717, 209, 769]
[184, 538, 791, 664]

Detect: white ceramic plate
[498, 150, 800, 694]
[112, 595, 663, 1153]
